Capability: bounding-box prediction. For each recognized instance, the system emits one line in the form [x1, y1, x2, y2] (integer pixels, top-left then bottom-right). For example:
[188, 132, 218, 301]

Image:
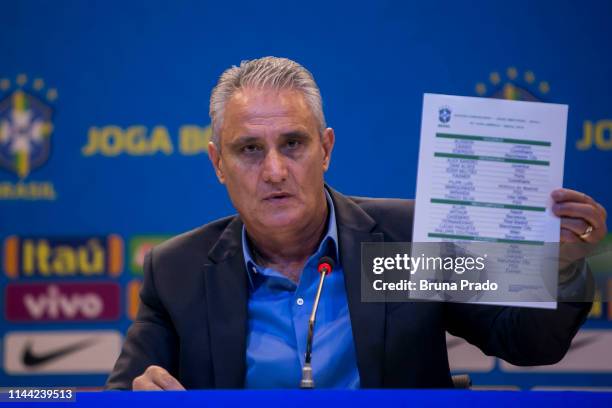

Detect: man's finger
[560, 217, 590, 238]
[560, 228, 581, 243]
[552, 189, 608, 224]
[552, 202, 602, 232]
[140, 382, 164, 391]
[132, 375, 162, 391]
[595, 201, 608, 220]
[150, 367, 185, 390]
[551, 188, 595, 205]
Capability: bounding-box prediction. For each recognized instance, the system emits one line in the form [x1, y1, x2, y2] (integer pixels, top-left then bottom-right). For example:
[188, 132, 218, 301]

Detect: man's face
[208, 87, 334, 234]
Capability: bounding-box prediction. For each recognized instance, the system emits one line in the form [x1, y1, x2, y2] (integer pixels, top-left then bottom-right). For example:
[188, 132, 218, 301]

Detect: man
[106, 57, 607, 390]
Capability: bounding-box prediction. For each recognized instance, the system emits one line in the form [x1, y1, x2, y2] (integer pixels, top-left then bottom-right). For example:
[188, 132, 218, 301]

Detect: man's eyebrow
[280, 130, 310, 140]
[227, 131, 311, 149]
[228, 136, 262, 148]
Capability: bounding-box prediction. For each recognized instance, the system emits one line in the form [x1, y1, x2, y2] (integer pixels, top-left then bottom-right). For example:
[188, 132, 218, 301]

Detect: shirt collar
[242, 189, 340, 287]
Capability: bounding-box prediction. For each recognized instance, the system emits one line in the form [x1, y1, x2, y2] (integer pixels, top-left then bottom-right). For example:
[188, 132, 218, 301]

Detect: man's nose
[262, 149, 288, 183]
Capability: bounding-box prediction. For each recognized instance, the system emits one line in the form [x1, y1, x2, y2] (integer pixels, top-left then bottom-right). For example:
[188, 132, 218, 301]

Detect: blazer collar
[326, 185, 377, 233]
[207, 216, 244, 263]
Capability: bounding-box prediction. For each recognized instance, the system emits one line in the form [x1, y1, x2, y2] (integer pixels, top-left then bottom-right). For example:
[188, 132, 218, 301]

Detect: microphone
[300, 256, 335, 389]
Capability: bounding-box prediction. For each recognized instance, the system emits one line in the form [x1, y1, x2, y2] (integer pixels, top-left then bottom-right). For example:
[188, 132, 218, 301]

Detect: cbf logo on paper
[438, 106, 452, 124]
[3, 235, 123, 278]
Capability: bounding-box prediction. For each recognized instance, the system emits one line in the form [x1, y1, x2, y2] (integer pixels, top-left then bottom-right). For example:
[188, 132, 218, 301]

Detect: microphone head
[317, 256, 335, 275]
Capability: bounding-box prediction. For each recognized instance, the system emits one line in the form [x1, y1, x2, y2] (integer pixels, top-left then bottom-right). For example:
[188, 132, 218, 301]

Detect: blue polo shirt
[241, 190, 360, 388]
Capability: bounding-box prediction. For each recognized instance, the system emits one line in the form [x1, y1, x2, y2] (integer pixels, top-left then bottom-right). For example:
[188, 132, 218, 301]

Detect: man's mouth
[263, 192, 293, 202]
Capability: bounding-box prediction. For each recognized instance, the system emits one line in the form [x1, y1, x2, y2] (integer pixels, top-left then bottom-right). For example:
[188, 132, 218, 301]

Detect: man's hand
[553, 188, 608, 244]
[552, 188, 608, 271]
[132, 365, 186, 391]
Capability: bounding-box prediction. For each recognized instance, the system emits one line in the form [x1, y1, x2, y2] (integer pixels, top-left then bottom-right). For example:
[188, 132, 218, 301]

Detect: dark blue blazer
[106, 187, 591, 389]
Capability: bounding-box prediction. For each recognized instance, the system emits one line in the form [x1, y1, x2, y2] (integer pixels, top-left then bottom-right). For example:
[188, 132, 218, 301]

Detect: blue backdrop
[0, 0, 611, 389]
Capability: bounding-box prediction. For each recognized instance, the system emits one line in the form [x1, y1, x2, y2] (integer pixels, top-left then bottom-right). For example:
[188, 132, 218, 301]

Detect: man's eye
[241, 144, 262, 154]
[285, 140, 301, 149]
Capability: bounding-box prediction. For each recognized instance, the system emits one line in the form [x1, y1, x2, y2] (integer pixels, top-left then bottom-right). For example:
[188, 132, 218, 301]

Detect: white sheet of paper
[412, 93, 568, 309]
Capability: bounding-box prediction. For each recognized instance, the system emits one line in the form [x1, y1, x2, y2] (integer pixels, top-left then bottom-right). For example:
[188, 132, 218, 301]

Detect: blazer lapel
[328, 187, 386, 388]
[203, 217, 249, 388]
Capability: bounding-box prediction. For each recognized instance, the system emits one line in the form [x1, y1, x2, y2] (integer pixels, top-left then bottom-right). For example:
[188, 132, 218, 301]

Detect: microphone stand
[300, 259, 332, 389]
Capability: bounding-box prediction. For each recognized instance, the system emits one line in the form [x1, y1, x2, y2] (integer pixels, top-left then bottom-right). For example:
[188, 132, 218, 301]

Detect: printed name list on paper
[412, 93, 568, 309]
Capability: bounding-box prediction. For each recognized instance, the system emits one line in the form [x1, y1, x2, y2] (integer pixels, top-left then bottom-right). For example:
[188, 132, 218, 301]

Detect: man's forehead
[227, 87, 309, 114]
[222, 87, 317, 134]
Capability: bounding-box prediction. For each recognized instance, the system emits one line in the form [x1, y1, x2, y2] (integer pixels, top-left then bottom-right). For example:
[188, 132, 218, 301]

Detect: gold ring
[580, 225, 594, 240]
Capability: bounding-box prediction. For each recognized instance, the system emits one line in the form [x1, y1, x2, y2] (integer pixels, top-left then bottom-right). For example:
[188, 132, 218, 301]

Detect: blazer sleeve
[443, 266, 593, 366]
[105, 248, 179, 390]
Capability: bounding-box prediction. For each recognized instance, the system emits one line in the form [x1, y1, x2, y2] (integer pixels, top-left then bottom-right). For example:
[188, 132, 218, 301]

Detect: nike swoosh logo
[569, 334, 599, 351]
[21, 338, 98, 367]
[446, 338, 464, 349]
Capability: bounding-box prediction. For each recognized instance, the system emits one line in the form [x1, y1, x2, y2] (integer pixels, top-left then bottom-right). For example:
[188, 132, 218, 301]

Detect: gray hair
[209, 56, 327, 147]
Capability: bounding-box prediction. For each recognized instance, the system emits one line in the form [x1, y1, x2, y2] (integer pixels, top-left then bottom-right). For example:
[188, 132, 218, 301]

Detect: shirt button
[296, 298, 304, 306]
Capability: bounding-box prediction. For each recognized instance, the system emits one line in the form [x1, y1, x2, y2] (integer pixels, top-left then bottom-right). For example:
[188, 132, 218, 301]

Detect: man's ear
[208, 141, 226, 184]
[322, 127, 335, 172]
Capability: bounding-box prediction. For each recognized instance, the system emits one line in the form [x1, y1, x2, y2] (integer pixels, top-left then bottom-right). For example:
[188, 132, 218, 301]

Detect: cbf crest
[0, 75, 56, 179]
[438, 106, 452, 124]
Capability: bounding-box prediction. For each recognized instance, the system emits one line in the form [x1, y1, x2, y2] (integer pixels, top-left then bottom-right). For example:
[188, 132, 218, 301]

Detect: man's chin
[257, 212, 303, 231]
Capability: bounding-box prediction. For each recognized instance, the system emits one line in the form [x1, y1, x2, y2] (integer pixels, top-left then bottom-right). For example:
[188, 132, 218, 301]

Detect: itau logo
[0, 74, 56, 179]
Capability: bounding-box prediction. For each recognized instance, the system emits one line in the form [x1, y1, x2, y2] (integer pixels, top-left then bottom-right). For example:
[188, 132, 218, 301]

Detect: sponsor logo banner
[126, 279, 142, 320]
[3, 331, 122, 374]
[500, 330, 612, 372]
[82, 125, 211, 157]
[5, 282, 120, 322]
[129, 235, 170, 275]
[446, 333, 495, 372]
[3, 235, 123, 278]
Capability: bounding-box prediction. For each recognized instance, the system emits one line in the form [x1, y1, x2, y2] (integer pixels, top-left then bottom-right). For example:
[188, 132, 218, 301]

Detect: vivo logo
[5, 282, 120, 322]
